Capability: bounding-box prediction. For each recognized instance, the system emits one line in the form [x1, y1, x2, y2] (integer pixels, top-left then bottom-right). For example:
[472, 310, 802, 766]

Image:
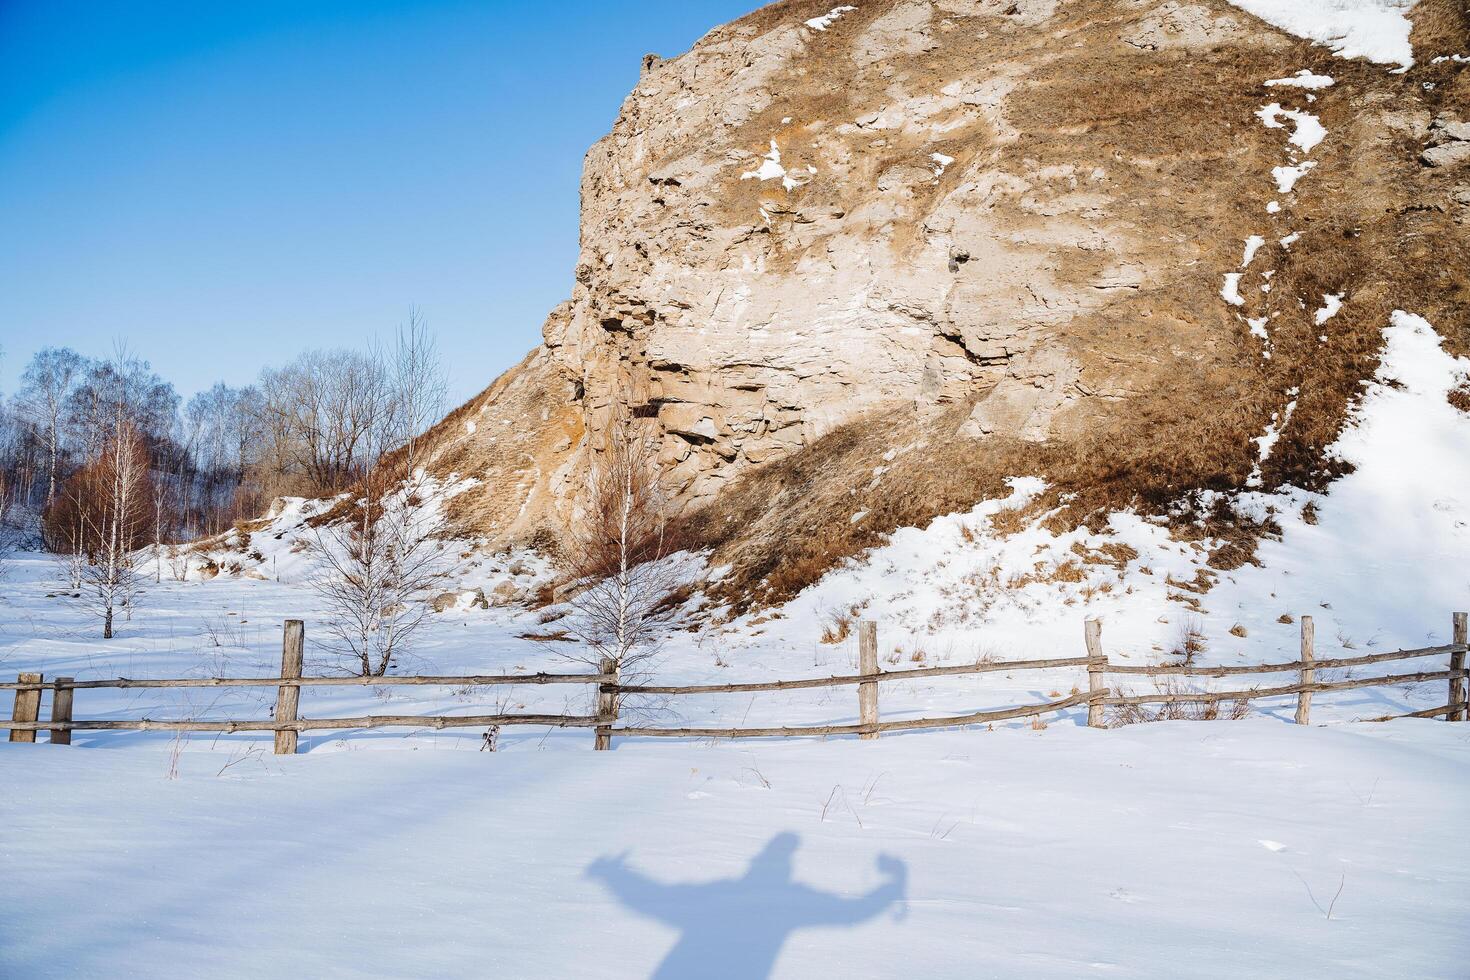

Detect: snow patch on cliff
[1224, 0, 1419, 70]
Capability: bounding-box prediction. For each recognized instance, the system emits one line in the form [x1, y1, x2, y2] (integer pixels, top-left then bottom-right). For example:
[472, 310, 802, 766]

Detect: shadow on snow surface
[587, 832, 907, 979]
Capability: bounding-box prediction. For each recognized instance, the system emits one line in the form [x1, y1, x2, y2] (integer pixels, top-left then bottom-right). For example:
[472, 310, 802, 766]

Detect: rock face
[426, 0, 1470, 549]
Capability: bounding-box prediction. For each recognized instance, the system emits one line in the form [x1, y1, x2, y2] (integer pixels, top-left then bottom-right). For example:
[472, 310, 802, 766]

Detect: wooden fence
[4, 613, 1467, 753]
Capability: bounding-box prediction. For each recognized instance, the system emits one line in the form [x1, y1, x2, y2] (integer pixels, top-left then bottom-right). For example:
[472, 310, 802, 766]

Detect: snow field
[2, 719, 1467, 978]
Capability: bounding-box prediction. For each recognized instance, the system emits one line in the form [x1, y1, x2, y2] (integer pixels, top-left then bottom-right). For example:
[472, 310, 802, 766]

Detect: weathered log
[8, 671, 41, 743]
[1452, 613, 1468, 722]
[611, 689, 1105, 739]
[594, 657, 618, 752]
[49, 676, 74, 746]
[0, 672, 614, 691]
[616, 656, 1094, 696]
[1103, 644, 1464, 677]
[1295, 616, 1314, 726]
[3, 713, 607, 733]
[1101, 668, 1468, 706]
[1085, 619, 1105, 729]
[1363, 701, 1467, 723]
[274, 621, 304, 755]
[858, 621, 879, 741]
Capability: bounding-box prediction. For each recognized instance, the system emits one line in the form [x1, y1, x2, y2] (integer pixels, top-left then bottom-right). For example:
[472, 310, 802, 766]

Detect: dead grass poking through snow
[1108, 677, 1253, 728]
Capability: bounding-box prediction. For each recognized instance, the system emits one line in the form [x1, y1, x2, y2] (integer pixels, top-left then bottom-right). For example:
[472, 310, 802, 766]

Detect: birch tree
[562, 412, 680, 740]
[308, 460, 454, 676]
[51, 421, 151, 638]
[15, 347, 86, 506]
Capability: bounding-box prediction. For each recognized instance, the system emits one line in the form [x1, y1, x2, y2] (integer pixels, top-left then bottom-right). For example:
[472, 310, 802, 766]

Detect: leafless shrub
[308, 468, 457, 676]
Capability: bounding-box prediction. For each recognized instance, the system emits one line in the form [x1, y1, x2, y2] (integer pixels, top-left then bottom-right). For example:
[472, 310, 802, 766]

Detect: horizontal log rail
[1365, 700, 1468, 722]
[615, 656, 1096, 696]
[611, 689, 1103, 739]
[1101, 668, 1469, 707]
[1104, 643, 1465, 677]
[2, 712, 608, 734]
[0, 671, 614, 692]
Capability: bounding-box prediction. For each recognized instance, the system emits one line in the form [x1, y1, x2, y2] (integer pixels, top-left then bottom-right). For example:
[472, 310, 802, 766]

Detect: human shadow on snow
[586, 831, 906, 979]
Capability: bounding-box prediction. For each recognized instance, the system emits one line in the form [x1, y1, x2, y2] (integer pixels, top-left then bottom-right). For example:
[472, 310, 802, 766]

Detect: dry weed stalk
[1108, 676, 1253, 727]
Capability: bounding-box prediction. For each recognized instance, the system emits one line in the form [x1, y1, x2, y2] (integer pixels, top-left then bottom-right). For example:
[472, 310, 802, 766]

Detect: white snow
[1247, 315, 1271, 343]
[930, 152, 955, 177]
[1266, 200, 1282, 214]
[1241, 234, 1266, 267]
[1256, 102, 1328, 153]
[1314, 292, 1345, 324]
[1221, 272, 1246, 306]
[740, 141, 813, 192]
[2, 721, 1467, 977]
[1272, 161, 1317, 193]
[1223, 0, 1419, 70]
[805, 5, 857, 31]
[1264, 70, 1336, 89]
[1279, 231, 1301, 249]
[1247, 387, 1299, 486]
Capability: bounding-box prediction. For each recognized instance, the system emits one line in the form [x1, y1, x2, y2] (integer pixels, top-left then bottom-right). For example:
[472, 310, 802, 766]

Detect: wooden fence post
[858, 621, 879, 740]
[273, 620, 304, 755]
[1085, 619, 1105, 728]
[9, 672, 42, 743]
[594, 657, 618, 751]
[1451, 612, 1467, 722]
[50, 677, 74, 745]
[1295, 615, 1314, 726]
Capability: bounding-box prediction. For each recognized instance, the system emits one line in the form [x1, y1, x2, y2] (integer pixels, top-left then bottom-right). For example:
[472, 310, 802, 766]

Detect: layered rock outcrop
[426, 0, 1470, 553]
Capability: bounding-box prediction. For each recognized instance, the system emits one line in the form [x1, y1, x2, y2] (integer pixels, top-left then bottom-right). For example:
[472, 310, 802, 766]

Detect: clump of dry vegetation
[820, 607, 856, 645]
[1449, 381, 1470, 416]
[1108, 678, 1253, 728]
[1170, 615, 1209, 665]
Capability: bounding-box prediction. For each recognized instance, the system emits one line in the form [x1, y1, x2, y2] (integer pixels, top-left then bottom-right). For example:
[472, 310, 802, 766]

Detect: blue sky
[0, 0, 756, 405]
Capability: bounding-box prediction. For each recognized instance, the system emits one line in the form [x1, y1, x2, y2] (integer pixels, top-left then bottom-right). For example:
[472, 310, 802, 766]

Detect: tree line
[0, 313, 445, 548]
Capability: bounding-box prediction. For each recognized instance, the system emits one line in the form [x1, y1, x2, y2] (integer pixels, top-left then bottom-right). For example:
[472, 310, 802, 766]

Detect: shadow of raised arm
[790, 852, 908, 926]
[585, 851, 701, 928]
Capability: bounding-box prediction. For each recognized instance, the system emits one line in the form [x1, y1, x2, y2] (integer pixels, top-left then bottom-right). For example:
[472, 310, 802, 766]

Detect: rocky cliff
[428, 0, 1469, 595]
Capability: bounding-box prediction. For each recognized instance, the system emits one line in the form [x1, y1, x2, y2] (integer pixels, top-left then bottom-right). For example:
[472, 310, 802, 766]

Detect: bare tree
[14, 347, 86, 505]
[387, 309, 448, 474]
[151, 477, 172, 584]
[257, 349, 394, 495]
[68, 421, 150, 638]
[0, 468, 14, 581]
[562, 412, 681, 743]
[308, 467, 455, 676]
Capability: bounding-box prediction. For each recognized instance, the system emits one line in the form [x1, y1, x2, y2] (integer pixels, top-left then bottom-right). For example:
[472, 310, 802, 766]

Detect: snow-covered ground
[3, 718, 1467, 978]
